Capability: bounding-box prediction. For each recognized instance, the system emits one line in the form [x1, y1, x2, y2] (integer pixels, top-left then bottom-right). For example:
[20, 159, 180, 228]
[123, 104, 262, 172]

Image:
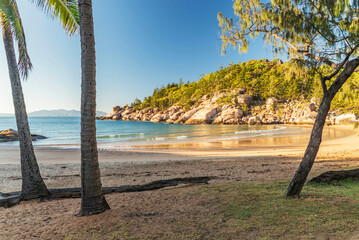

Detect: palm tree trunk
[1, 17, 48, 199]
[78, 0, 109, 216]
[285, 57, 359, 196]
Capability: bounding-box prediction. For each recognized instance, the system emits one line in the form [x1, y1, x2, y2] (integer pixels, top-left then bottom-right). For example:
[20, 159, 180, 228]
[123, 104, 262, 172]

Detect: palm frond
[0, 0, 33, 79]
[30, 0, 79, 35]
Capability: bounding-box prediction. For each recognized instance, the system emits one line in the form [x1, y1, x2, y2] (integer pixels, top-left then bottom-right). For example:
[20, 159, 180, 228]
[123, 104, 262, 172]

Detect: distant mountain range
[0, 113, 13, 117]
[0, 109, 107, 117]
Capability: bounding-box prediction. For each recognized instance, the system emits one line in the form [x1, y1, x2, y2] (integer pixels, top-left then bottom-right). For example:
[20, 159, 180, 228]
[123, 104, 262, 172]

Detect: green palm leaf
[0, 0, 32, 79]
[0, 0, 79, 79]
[30, 0, 79, 35]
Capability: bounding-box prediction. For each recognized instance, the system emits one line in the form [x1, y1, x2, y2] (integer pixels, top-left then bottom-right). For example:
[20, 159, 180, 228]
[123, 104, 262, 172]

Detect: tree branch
[328, 56, 359, 96]
[323, 46, 358, 82]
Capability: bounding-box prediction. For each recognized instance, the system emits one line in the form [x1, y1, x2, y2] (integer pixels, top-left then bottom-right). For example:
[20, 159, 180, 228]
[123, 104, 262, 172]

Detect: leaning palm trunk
[78, 0, 109, 215]
[1, 17, 48, 199]
[285, 57, 359, 196]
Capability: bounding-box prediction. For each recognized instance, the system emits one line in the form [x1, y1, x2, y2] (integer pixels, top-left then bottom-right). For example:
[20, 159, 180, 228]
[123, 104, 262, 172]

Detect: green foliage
[130, 98, 141, 110]
[218, 0, 359, 64]
[0, 0, 32, 78]
[332, 71, 359, 114]
[241, 104, 249, 112]
[218, 0, 359, 119]
[0, 0, 79, 79]
[130, 59, 359, 113]
[217, 94, 235, 106]
[30, 0, 79, 35]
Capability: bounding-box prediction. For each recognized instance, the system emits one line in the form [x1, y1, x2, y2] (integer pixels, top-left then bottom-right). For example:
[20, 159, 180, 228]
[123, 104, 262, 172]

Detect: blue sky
[0, 0, 277, 114]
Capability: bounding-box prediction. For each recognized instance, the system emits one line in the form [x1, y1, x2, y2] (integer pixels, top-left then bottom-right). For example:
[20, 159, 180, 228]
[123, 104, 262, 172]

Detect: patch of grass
[65, 180, 359, 240]
[199, 180, 359, 239]
[64, 225, 140, 240]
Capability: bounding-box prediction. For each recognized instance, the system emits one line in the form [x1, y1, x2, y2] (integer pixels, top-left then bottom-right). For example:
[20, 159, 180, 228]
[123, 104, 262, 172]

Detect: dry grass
[64, 179, 359, 240]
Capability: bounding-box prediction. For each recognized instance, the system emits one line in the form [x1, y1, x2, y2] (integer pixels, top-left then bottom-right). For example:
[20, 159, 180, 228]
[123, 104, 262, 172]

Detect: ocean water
[0, 117, 302, 148]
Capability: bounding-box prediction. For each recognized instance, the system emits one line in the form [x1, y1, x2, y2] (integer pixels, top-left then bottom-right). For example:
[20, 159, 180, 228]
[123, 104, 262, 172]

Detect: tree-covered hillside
[130, 59, 359, 114]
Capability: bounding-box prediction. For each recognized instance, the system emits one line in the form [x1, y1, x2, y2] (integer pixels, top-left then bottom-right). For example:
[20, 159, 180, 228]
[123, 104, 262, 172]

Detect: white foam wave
[176, 136, 187, 139]
[235, 126, 286, 134]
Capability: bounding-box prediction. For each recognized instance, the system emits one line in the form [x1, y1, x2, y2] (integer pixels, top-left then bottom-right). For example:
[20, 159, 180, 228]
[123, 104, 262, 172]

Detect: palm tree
[78, 0, 110, 215]
[1, 14, 48, 199]
[0, 0, 79, 199]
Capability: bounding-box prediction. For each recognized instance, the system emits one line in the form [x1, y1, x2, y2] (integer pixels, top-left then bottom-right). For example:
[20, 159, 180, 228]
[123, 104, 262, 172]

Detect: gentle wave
[220, 127, 297, 141]
[98, 133, 145, 139]
[176, 135, 187, 139]
[234, 126, 287, 134]
[0, 117, 307, 147]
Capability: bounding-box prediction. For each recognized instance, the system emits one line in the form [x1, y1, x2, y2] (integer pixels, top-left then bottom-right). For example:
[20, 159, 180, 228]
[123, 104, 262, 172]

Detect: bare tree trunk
[285, 58, 359, 196]
[285, 94, 332, 196]
[78, 0, 110, 216]
[1, 18, 48, 199]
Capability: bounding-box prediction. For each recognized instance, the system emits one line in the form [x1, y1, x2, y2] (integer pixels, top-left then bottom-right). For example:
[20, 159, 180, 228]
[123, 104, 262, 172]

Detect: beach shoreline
[0, 124, 355, 164]
[0, 125, 358, 193]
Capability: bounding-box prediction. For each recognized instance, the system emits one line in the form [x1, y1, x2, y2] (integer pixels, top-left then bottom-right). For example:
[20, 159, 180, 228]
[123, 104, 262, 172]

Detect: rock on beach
[0, 129, 46, 143]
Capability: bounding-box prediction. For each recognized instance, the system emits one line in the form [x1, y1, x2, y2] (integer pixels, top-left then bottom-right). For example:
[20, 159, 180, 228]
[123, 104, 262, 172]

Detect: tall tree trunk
[285, 93, 332, 196]
[1, 18, 48, 199]
[285, 58, 359, 196]
[78, 0, 110, 216]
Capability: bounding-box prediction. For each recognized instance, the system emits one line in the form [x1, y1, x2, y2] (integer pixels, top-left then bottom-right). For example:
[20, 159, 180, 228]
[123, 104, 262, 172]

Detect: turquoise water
[0, 117, 299, 147]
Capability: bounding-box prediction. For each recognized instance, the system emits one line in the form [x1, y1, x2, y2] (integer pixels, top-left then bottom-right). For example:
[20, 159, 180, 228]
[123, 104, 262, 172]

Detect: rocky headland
[99, 59, 359, 126]
[98, 89, 358, 126]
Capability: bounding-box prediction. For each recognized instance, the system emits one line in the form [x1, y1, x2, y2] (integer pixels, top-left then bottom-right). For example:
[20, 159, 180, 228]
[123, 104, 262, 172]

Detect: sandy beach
[0, 125, 358, 239]
[0, 125, 357, 192]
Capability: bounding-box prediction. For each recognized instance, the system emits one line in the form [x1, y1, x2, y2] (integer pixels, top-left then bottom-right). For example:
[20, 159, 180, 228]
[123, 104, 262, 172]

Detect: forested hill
[130, 59, 359, 114]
